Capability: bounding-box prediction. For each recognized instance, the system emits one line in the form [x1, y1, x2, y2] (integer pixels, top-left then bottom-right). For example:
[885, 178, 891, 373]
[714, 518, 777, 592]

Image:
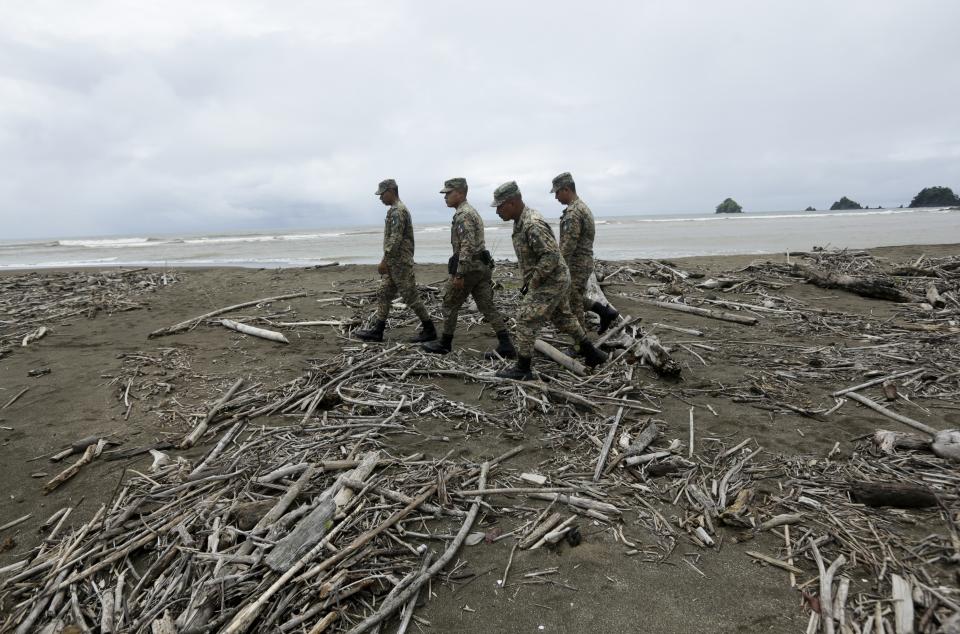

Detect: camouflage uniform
[559, 198, 596, 328]
[375, 198, 430, 323]
[441, 198, 507, 336]
[509, 204, 587, 358]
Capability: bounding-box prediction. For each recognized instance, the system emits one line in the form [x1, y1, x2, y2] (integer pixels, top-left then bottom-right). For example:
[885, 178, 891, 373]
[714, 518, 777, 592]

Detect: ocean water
[1, 207, 958, 270]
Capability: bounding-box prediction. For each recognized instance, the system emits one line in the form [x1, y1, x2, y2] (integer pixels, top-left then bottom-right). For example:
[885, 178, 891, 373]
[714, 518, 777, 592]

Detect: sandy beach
[1, 243, 958, 633]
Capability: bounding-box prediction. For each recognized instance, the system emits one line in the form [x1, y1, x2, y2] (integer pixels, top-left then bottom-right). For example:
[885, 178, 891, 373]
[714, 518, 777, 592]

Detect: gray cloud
[1, 0, 958, 239]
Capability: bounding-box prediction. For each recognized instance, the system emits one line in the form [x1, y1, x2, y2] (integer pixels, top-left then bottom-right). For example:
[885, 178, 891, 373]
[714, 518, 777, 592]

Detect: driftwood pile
[0, 268, 179, 360]
[3, 248, 960, 632]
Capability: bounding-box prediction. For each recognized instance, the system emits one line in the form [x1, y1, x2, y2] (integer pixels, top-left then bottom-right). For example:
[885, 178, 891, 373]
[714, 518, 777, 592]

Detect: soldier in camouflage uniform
[491, 181, 607, 380]
[355, 179, 437, 343]
[551, 172, 620, 333]
[423, 178, 516, 358]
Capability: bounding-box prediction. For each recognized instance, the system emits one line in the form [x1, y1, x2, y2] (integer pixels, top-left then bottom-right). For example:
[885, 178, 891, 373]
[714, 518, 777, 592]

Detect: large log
[872, 430, 932, 454]
[534, 339, 586, 375]
[849, 481, 938, 508]
[793, 264, 913, 302]
[220, 319, 290, 344]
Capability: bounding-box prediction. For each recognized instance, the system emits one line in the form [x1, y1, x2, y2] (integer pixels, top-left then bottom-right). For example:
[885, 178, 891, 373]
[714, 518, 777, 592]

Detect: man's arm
[527, 223, 561, 290]
[454, 214, 479, 277]
[383, 208, 404, 257]
[559, 208, 582, 263]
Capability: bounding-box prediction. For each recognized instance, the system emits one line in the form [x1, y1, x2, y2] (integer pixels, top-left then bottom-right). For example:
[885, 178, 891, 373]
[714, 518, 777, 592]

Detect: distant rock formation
[805, 206, 816, 211]
[715, 198, 743, 214]
[829, 196, 862, 211]
[909, 186, 960, 208]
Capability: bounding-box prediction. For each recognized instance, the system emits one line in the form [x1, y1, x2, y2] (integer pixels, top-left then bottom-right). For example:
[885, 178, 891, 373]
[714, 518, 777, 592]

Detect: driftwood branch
[148, 292, 307, 338]
[220, 319, 290, 344]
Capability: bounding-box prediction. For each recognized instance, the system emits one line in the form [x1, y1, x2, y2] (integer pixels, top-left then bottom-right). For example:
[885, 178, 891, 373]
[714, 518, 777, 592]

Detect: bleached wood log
[637, 298, 759, 325]
[148, 291, 307, 338]
[872, 430, 932, 454]
[810, 539, 846, 634]
[220, 319, 289, 344]
[845, 392, 938, 436]
[520, 473, 548, 486]
[0, 514, 32, 533]
[529, 492, 621, 515]
[100, 587, 116, 633]
[625, 450, 671, 466]
[834, 577, 850, 632]
[534, 339, 586, 375]
[891, 574, 914, 634]
[255, 463, 309, 484]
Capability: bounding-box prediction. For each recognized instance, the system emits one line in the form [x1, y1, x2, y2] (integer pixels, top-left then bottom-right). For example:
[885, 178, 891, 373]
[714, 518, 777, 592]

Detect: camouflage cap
[440, 177, 468, 193]
[550, 172, 575, 193]
[490, 181, 521, 207]
[375, 178, 397, 195]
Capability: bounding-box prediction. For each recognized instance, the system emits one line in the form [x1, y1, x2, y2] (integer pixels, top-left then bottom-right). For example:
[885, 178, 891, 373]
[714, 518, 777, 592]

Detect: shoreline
[1, 241, 958, 274]
[3, 206, 960, 270]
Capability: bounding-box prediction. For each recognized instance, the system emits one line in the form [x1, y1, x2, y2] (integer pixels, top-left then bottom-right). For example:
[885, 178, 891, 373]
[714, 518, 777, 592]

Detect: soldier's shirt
[559, 198, 596, 265]
[383, 201, 416, 264]
[451, 201, 487, 276]
[512, 206, 567, 290]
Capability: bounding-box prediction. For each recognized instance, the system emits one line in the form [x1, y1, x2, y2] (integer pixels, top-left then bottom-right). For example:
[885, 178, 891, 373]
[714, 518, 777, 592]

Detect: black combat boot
[591, 301, 620, 334]
[483, 330, 517, 360]
[410, 320, 437, 343]
[577, 340, 608, 368]
[422, 333, 453, 354]
[496, 355, 533, 380]
[354, 320, 386, 342]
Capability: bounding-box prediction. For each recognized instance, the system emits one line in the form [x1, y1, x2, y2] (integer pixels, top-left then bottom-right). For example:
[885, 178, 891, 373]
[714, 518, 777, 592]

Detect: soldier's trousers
[441, 266, 507, 336]
[375, 262, 430, 323]
[567, 261, 593, 330]
[515, 278, 587, 358]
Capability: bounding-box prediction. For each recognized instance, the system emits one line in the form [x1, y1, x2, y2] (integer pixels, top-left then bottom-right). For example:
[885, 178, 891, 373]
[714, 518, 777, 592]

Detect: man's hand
[377, 260, 388, 275]
[452, 275, 465, 291]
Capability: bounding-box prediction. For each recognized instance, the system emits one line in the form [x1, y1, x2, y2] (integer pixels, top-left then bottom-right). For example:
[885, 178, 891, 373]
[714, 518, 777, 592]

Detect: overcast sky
[1, 1, 958, 240]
